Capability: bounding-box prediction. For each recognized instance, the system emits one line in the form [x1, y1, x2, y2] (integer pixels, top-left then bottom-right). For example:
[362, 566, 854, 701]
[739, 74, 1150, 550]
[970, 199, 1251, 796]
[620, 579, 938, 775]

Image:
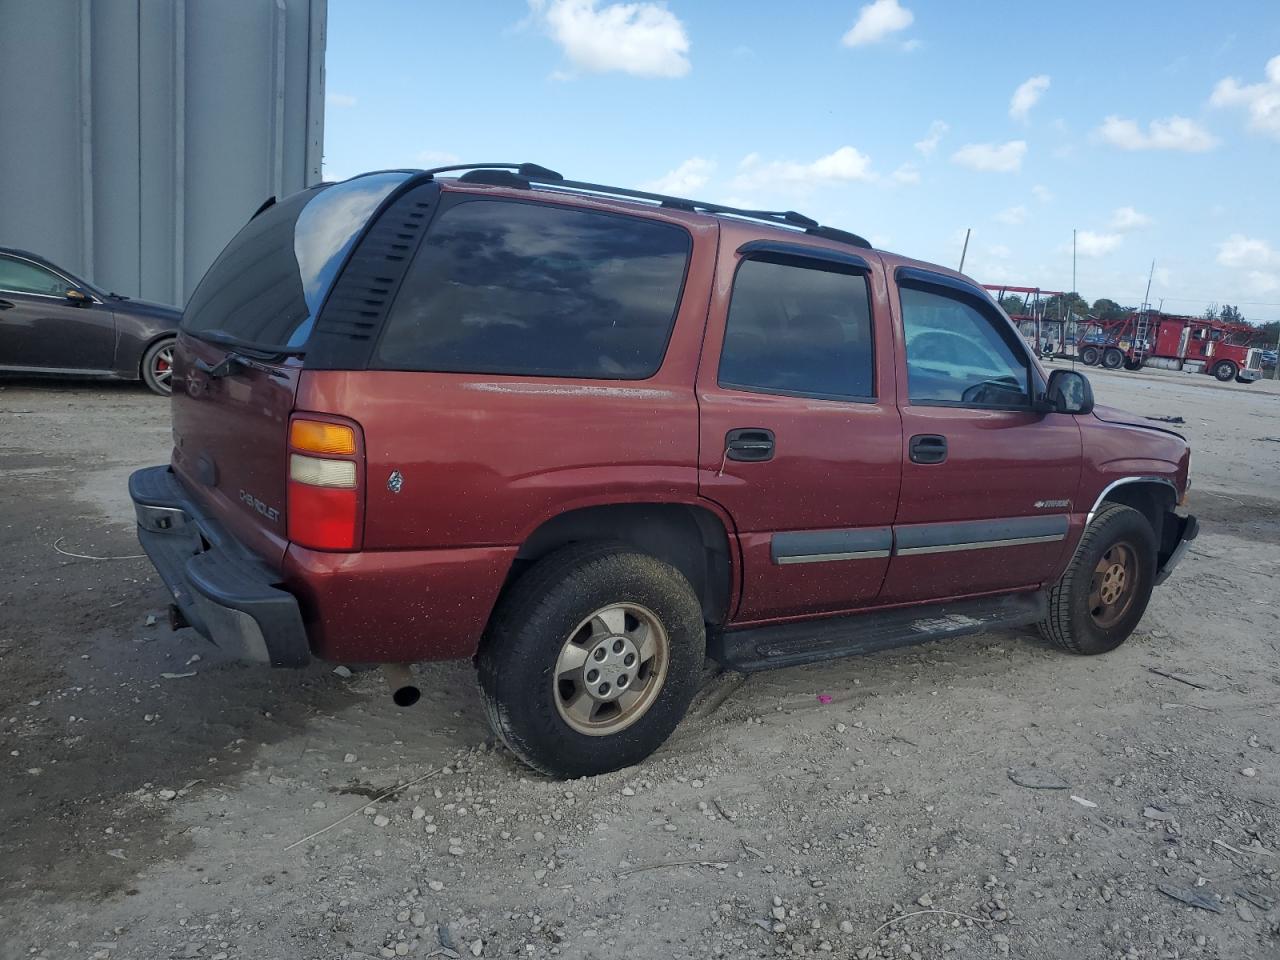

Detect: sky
[323, 0, 1280, 324]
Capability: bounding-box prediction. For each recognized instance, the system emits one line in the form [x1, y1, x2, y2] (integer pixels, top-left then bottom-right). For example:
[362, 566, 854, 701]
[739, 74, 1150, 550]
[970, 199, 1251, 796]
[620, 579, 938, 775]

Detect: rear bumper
[1154, 512, 1198, 586]
[129, 465, 311, 666]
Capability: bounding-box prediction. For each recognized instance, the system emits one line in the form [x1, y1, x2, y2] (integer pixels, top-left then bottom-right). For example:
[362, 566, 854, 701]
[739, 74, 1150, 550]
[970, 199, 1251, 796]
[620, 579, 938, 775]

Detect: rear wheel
[1212, 360, 1237, 382]
[1101, 348, 1126, 370]
[141, 337, 176, 396]
[1079, 345, 1101, 366]
[1123, 357, 1144, 371]
[477, 543, 705, 778]
[1039, 503, 1157, 655]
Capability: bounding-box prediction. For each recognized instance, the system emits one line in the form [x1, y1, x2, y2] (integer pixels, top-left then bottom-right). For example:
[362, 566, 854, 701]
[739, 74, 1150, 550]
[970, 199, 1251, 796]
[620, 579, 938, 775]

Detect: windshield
[182, 172, 411, 351]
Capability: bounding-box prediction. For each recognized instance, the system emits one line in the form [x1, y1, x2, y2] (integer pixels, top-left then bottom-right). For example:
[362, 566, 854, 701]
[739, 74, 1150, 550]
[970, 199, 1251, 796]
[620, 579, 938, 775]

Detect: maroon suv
[130, 163, 1197, 779]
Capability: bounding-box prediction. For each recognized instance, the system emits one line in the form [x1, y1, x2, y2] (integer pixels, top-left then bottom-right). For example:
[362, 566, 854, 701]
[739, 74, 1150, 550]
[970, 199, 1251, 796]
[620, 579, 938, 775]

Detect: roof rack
[420, 162, 872, 250]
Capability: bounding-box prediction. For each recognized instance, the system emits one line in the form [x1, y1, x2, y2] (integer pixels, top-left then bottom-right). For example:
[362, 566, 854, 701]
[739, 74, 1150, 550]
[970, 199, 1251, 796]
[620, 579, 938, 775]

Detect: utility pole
[958, 228, 971, 272]
[1072, 229, 1077, 300]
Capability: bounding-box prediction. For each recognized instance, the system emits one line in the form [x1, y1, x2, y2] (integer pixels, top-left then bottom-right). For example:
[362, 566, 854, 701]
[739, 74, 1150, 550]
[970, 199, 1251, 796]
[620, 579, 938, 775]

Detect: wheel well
[511, 504, 734, 625]
[1097, 481, 1175, 547]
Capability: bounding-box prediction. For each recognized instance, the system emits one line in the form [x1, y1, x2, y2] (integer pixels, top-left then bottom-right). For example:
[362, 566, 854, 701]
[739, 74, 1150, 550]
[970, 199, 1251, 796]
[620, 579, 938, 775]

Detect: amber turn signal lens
[290, 419, 356, 456]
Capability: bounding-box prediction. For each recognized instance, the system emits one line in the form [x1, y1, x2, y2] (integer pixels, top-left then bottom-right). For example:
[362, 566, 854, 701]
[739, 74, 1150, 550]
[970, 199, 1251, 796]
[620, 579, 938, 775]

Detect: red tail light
[287, 416, 363, 551]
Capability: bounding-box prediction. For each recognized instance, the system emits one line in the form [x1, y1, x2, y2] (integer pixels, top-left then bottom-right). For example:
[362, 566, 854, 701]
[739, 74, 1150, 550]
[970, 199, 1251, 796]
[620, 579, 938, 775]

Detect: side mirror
[1042, 368, 1094, 415]
[66, 288, 90, 305]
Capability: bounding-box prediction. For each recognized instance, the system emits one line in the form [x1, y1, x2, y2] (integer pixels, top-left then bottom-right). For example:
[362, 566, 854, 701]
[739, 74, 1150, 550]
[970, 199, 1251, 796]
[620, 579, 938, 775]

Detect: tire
[477, 542, 705, 779]
[1039, 503, 1157, 655]
[1101, 348, 1125, 370]
[141, 337, 176, 396]
[1079, 346, 1101, 366]
[1122, 357, 1143, 371]
[1212, 360, 1237, 382]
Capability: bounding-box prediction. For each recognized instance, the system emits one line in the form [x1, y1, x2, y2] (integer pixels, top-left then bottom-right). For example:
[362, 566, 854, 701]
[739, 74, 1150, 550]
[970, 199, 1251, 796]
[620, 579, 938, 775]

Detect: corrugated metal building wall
[0, 0, 326, 306]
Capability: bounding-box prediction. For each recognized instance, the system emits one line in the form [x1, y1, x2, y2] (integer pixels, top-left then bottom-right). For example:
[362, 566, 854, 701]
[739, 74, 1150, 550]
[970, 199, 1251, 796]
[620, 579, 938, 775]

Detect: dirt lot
[1, 366, 1277, 960]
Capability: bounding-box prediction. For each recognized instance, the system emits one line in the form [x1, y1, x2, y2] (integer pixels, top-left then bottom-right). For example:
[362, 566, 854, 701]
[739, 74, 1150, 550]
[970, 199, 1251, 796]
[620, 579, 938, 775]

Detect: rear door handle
[909, 434, 947, 464]
[726, 428, 775, 462]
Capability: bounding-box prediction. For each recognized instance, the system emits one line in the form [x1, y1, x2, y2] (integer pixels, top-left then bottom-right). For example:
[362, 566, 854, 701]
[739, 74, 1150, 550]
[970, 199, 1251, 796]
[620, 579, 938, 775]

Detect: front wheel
[1212, 360, 1237, 382]
[141, 337, 176, 396]
[1039, 503, 1157, 655]
[477, 543, 705, 778]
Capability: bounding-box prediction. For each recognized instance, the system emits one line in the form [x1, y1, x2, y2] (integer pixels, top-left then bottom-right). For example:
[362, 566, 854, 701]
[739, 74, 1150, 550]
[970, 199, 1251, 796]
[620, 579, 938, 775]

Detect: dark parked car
[0, 247, 180, 394]
[129, 164, 1197, 778]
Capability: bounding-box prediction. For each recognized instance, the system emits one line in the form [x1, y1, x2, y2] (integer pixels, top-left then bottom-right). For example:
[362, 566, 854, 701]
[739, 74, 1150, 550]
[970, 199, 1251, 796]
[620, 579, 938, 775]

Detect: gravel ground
[0, 366, 1277, 960]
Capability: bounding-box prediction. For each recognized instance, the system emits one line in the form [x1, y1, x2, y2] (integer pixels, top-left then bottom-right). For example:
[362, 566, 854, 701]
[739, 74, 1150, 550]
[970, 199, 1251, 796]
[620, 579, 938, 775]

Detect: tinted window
[0, 256, 65, 297]
[374, 200, 690, 378]
[719, 258, 874, 400]
[183, 172, 409, 348]
[901, 285, 1031, 406]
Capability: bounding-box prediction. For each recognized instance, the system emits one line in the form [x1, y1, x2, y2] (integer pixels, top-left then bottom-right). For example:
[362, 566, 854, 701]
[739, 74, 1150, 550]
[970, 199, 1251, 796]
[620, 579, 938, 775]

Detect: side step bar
[708, 592, 1047, 673]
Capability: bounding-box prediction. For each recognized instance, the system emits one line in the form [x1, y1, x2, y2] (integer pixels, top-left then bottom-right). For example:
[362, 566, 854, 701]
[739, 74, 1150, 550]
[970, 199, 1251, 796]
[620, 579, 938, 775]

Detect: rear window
[182, 172, 410, 349]
[373, 198, 691, 379]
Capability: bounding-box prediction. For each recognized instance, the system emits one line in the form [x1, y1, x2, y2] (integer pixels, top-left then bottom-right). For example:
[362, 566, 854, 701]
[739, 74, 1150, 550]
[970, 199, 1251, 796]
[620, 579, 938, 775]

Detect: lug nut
[586, 669, 599, 683]
[598, 682, 611, 696]
[612, 639, 624, 654]
[624, 653, 635, 667]
[593, 647, 606, 661]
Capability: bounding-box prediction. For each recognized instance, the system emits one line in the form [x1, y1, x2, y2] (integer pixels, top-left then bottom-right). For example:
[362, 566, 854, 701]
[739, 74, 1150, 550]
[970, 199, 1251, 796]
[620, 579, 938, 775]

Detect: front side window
[718, 258, 874, 400]
[374, 199, 691, 379]
[901, 285, 1031, 407]
[0, 256, 66, 297]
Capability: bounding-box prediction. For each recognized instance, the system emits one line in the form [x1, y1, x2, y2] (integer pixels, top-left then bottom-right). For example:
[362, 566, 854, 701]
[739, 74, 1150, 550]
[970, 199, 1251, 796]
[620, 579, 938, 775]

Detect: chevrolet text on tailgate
[130, 163, 1198, 779]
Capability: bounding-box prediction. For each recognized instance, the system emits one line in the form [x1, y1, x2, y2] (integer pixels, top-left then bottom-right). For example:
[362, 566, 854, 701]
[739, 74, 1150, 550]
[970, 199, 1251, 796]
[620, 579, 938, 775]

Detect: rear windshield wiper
[184, 328, 306, 360]
[184, 329, 303, 379]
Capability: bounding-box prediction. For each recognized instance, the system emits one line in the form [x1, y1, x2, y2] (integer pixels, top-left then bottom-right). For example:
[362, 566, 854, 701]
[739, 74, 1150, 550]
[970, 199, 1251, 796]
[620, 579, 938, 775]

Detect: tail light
[287, 416, 363, 551]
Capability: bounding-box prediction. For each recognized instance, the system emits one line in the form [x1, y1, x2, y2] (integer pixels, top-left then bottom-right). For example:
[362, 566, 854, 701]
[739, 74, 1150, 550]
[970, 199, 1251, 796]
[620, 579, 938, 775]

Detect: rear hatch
[170, 172, 412, 566]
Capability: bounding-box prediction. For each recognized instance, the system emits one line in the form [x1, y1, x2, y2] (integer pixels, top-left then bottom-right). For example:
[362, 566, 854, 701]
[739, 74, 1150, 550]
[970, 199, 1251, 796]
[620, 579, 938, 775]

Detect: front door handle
[909, 434, 947, 464]
[726, 428, 775, 462]
[0, 299, 14, 310]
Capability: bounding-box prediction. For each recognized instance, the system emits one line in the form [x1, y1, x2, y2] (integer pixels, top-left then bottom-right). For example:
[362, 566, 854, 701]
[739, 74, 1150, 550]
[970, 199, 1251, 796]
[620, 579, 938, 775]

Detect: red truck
[129, 164, 1197, 778]
[1079, 311, 1264, 383]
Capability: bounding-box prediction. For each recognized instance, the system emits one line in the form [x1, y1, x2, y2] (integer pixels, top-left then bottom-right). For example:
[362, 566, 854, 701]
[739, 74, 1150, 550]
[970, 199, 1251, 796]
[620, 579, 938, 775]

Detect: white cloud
[914, 120, 948, 156]
[1246, 270, 1279, 293]
[327, 92, 357, 108]
[987, 243, 1012, 259]
[1210, 54, 1280, 139]
[1095, 115, 1218, 152]
[842, 0, 914, 47]
[1031, 184, 1053, 203]
[1009, 75, 1050, 121]
[891, 164, 920, 184]
[1075, 231, 1123, 258]
[1216, 234, 1278, 268]
[1110, 206, 1152, 230]
[951, 140, 1026, 173]
[530, 0, 690, 78]
[995, 205, 1027, 225]
[417, 150, 461, 167]
[733, 146, 876, 191]
[642, 157, 714, 194]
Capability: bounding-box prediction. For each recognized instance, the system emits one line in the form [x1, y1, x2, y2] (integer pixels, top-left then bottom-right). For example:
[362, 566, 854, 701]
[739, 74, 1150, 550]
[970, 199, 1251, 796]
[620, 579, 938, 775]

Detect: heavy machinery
[1079, 310, 1263, 383]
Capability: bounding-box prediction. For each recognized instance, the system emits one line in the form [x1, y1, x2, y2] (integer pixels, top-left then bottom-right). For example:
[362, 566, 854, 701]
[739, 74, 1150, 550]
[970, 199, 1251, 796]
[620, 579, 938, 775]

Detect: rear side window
[719, 258, 874, 400]
[373, 199, 691, 379]
[183, 172, 409, 349]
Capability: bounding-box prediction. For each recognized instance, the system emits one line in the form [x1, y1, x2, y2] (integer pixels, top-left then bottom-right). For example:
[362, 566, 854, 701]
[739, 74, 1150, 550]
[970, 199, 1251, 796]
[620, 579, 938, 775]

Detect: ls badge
[387, 470, 404, 494]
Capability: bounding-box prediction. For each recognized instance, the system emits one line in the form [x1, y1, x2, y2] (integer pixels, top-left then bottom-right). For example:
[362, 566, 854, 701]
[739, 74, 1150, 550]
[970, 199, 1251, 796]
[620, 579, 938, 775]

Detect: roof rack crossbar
[420, 162, 872, 250]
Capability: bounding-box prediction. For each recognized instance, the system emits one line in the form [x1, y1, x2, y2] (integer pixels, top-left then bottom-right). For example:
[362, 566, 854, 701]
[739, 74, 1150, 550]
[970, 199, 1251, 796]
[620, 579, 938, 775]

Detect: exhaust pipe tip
[382, 664, 421, 707]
